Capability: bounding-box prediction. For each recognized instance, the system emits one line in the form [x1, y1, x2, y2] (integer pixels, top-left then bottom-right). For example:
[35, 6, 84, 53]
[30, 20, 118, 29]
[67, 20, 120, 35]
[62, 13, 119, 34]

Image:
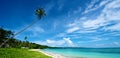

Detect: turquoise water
[43, 48, 120, 58]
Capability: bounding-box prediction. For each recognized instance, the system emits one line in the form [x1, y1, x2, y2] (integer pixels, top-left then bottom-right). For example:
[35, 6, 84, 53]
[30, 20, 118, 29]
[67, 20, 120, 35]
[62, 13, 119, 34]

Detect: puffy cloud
[33, 37, 74, 47]
[63, 37, 74, 46]
[33, 39, 65, 47]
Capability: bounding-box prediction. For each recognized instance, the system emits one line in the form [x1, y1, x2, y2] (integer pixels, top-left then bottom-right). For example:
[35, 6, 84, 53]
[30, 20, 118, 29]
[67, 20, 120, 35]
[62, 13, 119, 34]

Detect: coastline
[29, 49, 67, 58]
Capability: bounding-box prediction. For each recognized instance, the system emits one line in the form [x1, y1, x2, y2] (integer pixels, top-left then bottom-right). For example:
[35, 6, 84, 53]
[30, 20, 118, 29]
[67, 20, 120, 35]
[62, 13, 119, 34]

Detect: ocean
[42, 48, 120, 58]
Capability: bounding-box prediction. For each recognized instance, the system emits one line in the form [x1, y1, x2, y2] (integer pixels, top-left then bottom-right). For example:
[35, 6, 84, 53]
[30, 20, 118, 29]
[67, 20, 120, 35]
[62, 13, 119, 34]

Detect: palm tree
[36, 8, 46, 19]
[24, 36, 27, 48]
[14, 7, 46, 36]
[0, 7, 46, 47]
[24, 36, 27, 42]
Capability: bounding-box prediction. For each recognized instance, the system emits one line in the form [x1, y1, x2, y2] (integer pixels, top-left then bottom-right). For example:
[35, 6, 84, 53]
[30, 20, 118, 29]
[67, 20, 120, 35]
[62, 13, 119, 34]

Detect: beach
[29, 49, 67, 58]
[42, 48, 120, 58]
[29, 48, 120, 58]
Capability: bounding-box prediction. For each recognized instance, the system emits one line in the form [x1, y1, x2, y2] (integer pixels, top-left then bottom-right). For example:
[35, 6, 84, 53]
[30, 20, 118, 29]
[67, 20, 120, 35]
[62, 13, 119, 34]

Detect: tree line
[0, 27, 49, 49]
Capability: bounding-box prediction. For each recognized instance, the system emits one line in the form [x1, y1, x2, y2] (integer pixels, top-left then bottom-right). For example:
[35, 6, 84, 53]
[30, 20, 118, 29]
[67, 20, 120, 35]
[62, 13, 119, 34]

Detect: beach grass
[0, 48, 52, 58]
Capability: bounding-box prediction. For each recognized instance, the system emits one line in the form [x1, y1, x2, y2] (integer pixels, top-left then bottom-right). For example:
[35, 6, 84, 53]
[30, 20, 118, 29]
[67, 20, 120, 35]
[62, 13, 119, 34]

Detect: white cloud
[83, 0, 99, 14]
[67, 17, 86, 27]
[65, 0, 120, 40]
[99, 0, 110, 6]
[102, 0, 120, 20]
[66, 27, 79, 33]
[100, 0, 120, 31]
[105, 0, 120, 9]
[66, 17, 95, 34]
[101, 1, 120, 21]
[105, 23, 120, 31]
[67, 0, 114, 32]
[86, 0, 99, 9]
[83, 0, 120, 31]
[83, 19, 106, 29]
[75, 30, 96, 33]
[67, 19, 80, 27]
[46, 39, 56, 43]
[63, 37, 74, 46]
[83, 0, 110, 14]
[33, 39, 65, 47]
[33, 37, 74, 47]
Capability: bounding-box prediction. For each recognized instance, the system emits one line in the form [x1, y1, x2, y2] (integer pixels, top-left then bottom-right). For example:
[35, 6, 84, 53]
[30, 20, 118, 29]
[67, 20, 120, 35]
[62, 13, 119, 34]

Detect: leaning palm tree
[14, 7, 46, 36]
[0, 7, 46, 47]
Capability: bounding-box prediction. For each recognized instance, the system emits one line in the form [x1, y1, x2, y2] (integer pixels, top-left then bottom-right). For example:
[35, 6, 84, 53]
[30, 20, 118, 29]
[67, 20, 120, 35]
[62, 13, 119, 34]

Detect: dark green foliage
[36, 8, 46, 19]
[0, 28, 11, 43]
[0, 28, 13, 39]
[0, 27, 50, 49]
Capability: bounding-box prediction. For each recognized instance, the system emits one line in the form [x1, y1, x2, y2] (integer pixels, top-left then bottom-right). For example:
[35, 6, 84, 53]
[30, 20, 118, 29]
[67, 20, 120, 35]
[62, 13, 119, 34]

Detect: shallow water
[42, 48, 120, 58]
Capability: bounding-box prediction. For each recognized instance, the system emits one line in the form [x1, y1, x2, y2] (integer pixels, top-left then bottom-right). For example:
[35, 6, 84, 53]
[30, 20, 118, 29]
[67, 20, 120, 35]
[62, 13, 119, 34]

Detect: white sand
[29, 49, 68, 58]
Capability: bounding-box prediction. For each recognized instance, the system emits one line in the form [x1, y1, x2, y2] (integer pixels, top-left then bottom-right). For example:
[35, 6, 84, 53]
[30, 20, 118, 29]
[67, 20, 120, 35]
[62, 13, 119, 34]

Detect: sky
[0, 0, 120, 47]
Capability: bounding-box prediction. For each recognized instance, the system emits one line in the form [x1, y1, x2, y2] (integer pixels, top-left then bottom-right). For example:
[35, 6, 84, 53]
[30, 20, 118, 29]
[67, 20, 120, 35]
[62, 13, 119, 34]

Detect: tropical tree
[0, 28, 14, 47]
[0, 7, 46, 47]
[36, 8, 46, 19]
[24, 36, 27, 42]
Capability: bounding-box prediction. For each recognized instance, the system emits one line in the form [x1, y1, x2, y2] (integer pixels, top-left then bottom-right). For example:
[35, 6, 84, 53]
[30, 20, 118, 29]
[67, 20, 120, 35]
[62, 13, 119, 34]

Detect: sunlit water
[42, 48, 120, 58]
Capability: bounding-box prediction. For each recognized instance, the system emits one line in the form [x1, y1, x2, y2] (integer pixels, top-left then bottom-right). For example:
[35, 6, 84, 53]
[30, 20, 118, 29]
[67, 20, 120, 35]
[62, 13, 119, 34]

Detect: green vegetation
[0, 8, 51, 58]
[0, 48, 52, 58]
[0, 7, 47, 49]
[0, 27, 50, 49]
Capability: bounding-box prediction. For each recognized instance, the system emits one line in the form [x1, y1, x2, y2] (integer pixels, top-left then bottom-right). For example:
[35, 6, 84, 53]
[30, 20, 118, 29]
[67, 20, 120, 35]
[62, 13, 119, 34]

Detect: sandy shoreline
[29, 49, 68, 58]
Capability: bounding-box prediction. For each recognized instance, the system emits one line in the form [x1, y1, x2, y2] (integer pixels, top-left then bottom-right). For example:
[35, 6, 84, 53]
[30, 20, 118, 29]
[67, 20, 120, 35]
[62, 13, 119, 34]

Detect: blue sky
[0, 0, 120, 47]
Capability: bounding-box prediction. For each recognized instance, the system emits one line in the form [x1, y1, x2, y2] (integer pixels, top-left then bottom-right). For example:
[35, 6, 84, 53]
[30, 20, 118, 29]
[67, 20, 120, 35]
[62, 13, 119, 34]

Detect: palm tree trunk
[0, 7, 45, 48]
[0, 19, 40, 47]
